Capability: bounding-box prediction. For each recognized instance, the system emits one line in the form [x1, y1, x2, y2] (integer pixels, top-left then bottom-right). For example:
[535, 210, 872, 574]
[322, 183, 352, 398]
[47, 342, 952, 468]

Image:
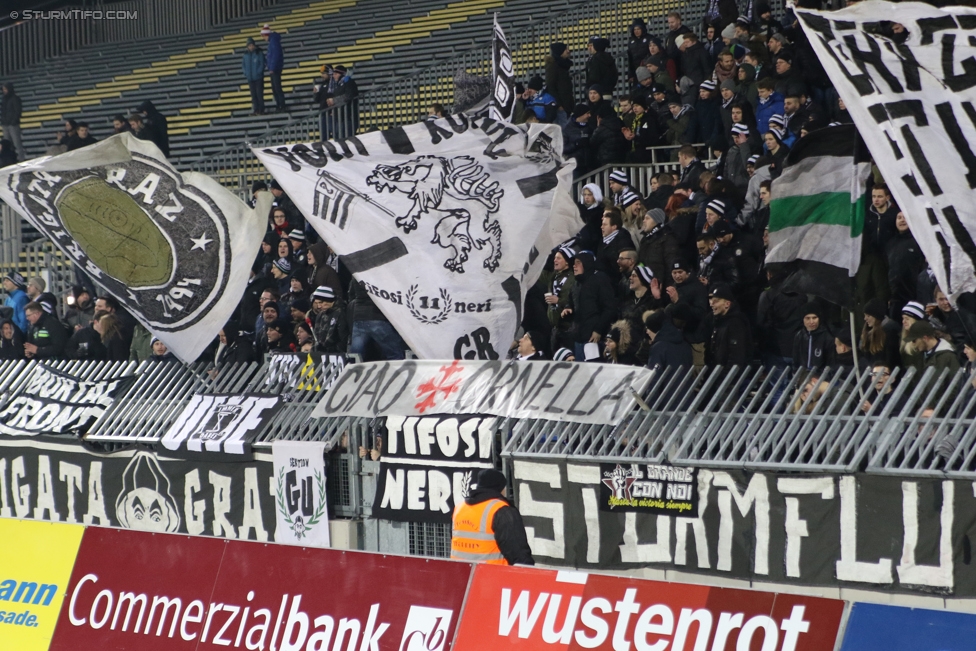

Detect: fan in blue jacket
[262, 24, 287, 112]
[242, 37, 266, 114]
[2, 272, 28, 333]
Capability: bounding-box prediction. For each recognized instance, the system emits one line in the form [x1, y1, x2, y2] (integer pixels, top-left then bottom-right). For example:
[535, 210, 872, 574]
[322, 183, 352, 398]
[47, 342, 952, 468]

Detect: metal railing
[573, 149, 720, 197]
[0, 0, 278, 77]
[191, 0, 710, 196]
[0, 203, 22, 270]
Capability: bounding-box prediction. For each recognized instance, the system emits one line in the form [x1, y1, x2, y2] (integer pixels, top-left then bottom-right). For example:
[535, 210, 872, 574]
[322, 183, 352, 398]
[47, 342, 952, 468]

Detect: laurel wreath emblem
[405, 285, 452, 325]
[275, 466, 327, 540]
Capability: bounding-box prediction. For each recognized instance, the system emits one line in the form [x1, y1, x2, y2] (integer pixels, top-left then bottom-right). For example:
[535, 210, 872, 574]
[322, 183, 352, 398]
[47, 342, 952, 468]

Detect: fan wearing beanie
[792, 301, 834, 372]
[451, 469, 535, 566]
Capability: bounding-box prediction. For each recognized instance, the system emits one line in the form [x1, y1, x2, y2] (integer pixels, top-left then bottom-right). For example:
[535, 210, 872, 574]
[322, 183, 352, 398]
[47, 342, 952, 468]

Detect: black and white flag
[798, 2, 976, 299]
[0, 133, 272, 362]
[490, 14, 516, 123]
[372, 414, 496, 523]
[272, 440, 330, 546]
[160, 393, 282, 457]
[253, 116, 580, 359]
[0, 364, 134, 437]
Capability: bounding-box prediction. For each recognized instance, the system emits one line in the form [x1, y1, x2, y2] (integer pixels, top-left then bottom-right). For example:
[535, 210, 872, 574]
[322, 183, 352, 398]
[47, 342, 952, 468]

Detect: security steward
[451, 468, 534, 565]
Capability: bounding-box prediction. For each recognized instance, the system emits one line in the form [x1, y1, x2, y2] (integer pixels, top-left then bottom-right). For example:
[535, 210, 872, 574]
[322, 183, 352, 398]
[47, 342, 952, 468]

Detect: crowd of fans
[1, 3, 975, 418]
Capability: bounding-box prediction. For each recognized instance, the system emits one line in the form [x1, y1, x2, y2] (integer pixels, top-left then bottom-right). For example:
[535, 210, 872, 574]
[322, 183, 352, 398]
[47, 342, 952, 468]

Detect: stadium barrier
[0, 0, 279, 77]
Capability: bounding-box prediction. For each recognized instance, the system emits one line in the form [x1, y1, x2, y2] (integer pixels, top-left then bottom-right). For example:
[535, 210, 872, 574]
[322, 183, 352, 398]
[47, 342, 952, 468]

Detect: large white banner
[272, 440, 331, 547]
[0, 133, 271, 362]
[798, 1, 976, 299]
[252, 116, 579, 360]
[311, 360, 653, 425]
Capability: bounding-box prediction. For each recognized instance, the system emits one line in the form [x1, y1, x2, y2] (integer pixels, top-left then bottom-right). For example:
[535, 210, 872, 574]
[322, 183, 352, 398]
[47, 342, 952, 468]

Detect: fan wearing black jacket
[706, 283, 752, 366]
[792, 303, 835, 372]
[563, 251, 617, 360]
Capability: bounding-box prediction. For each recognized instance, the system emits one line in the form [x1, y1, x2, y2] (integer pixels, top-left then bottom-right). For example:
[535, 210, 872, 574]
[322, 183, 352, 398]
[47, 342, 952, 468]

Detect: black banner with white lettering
[372, 415, 497, 523]
[513, 459, 976, 596]
[0, 365, 135, 437]
[159, 393, 283, 459]
[598, 463, 698, 515]
[0, 437, 276, 540]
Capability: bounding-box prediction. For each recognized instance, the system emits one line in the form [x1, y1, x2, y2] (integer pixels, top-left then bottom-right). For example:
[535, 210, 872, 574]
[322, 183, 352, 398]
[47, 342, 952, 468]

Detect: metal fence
[191, 0, 711, 196]
[0, 0, 278, 77]
[573, 149, 721, 197]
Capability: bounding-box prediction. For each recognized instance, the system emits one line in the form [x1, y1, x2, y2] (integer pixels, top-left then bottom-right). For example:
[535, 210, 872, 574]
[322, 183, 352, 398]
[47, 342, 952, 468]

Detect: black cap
[475, 469, 507, 492]
[672, 259, 691, 272]
[710, 220, 731, 237]
[709, 283, 735, 301]
[527, 75, 544, 91]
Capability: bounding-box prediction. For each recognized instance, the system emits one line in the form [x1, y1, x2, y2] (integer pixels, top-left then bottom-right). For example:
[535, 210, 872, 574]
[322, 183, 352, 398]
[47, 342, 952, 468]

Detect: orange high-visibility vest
[451, 498, 508, 565]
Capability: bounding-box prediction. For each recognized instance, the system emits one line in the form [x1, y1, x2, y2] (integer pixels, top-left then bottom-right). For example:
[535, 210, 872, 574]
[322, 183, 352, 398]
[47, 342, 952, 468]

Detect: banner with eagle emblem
[0, 133, 271, 363]
[253, 116, 579, 360]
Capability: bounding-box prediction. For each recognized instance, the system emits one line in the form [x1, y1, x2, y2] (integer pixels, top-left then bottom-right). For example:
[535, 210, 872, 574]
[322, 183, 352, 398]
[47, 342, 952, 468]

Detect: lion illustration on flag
[366, 155, 503, 273]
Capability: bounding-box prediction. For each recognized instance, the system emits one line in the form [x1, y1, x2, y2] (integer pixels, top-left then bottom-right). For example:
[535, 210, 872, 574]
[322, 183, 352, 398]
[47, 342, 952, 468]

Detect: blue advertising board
[841, 603, 976, 651]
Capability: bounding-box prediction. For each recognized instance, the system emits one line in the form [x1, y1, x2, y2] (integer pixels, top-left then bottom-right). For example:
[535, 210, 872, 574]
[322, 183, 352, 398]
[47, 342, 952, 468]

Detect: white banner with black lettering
[272, 440, 330, 546]
[372, 415, 495, 523]
[490, 14, 516, 122]
[312, 360, 653, 425]
[160, 393, 283, 457]
[0, 365, 135, 436]
[0, 133, 272, 362]
[798, 2, 976, 299]
[252, 116, 580, 360]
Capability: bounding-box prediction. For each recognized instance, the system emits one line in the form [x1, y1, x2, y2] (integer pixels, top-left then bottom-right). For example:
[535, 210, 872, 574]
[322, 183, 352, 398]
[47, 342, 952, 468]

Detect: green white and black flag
[766, 124, 871, 307]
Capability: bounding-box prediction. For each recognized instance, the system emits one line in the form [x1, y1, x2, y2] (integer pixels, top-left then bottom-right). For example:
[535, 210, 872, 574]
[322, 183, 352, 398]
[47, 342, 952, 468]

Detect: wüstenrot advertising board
[453, 564, 845, 651]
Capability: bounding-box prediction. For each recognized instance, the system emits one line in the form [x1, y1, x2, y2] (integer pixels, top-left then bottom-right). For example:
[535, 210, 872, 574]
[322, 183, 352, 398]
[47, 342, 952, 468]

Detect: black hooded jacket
[464, 487, 535, 566]
[586, 39, 618, 92]
[792, 326, 835, 371]
[647, 319, 694, 368]
[707, 303, 753, 366]
[569, 253, 617, 343]
[0, 319, 24, 359]
[627, 20, 651, 80]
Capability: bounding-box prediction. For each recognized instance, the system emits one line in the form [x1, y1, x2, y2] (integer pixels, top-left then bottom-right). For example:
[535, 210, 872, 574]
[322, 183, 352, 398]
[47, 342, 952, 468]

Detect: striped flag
[312, 172, 354, 229]
[766, 124, 871, 307]
[489, 14, 515, 122]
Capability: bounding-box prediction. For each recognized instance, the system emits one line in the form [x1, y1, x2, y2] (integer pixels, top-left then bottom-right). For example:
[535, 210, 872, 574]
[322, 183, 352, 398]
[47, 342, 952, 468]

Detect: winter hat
[644, 310, 667, 333]
[71, 285, 89, 299]
[645, 54, 664, 69]
[667, 94, 683, 107]
[527, 75, 544, 91]
[632, 95, 648, 109]
[776, 52, 793, 65]
[706, 199, 726, 216]
[770, 33, 790, 45]
[674, 34, 687, 49]
[649, 84, 667, 96]
[636, 67, 653, 82]
[721, 24, 736, 40]
[150, 337, 161, 347]
[273, 258, 292, 274]
[802, 301, 821, 318]
[634, 265, 654, 287]
[555, 245, 576, 264]
[525, 330, 547, 354]
[620, 190, 641, 208]
[864, 298, 887, 321]
[291, 298, 311, 314]
[747, 154, 760, 165]
[573, 103, 591, 119]
[246, 37, 256, 45]
[3, 272, 25, 289]
[609, 170, 630, 185]
[768, 114, 786, 129]
[836, 328, 853, 348]
[474, 468, 507, 492]
[587, 83, 604, 96]
[263, 301, 279, 314]
[288, 229, 305, 241]
[645, 207, 666, 225]
[731, 123, 750, 137]
[550, 42, 568, 58]
[731, 44, 748, 61]
[700, 80, 717, 92]
[720, 78, 737, 91]
[907, 320, 937, 341]
[260, 24, 271, 36]
[588, 36, 609, 52]
[709, 283, 735, 302]
[709, 220, 732, 237]
[672, 259, 691, 273]
[553, 347, 574, 362]
[312, 286, 336, 301]
[334, 65, 347, 74]
[736, 16, 752, 28]
[39, 297, 55, 314]
[902, 301, 926, 321]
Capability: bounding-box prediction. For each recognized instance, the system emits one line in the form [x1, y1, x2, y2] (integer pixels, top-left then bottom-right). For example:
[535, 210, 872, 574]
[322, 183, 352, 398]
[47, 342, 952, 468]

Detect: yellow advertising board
[0, 518, 84, 650]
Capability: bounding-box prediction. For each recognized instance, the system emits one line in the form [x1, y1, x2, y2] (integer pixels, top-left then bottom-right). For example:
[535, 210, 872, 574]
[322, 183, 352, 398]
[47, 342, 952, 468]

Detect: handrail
[572, 147, 720, 196]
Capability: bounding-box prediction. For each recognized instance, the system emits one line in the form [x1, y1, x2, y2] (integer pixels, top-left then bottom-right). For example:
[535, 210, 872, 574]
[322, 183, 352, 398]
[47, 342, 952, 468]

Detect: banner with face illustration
[0, 437, 276, 540]
[0, 133, 271, 362]
[253, 116, 580, 359]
